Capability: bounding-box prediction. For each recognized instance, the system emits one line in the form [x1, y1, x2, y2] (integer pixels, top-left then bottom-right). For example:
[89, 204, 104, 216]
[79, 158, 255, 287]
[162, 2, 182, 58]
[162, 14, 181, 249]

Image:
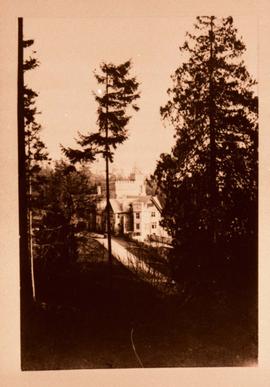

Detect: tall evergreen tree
[23, 36, 50, 301]
[62, 60, 140, 284]
[18, 18, 31, 310]
[23, 38, 49, 209]
[153, 17, 258, 287]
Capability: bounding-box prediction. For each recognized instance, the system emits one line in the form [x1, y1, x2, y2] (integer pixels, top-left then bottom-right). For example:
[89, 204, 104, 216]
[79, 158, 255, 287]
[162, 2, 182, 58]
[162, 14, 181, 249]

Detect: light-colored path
[93, 235, 176, 293]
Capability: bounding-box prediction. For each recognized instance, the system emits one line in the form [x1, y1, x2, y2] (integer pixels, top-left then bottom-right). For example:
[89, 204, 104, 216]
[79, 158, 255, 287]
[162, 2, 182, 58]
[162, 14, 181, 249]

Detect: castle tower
[115, 166, 146, 198]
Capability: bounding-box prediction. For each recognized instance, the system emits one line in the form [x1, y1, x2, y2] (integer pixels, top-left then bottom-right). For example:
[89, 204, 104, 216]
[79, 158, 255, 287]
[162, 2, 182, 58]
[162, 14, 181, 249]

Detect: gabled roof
[109, 199, 123, 213]
[96, 195, 163, 214]
[97, 198, 123, 213]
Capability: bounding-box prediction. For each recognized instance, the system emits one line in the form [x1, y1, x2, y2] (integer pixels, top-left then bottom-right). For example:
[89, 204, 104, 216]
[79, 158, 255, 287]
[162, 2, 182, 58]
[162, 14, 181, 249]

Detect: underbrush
[22, 232, 257, 370]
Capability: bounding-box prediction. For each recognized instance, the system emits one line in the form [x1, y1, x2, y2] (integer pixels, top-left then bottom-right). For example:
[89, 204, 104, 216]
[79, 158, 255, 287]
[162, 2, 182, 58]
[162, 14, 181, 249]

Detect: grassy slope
[21, 232, 257, 370]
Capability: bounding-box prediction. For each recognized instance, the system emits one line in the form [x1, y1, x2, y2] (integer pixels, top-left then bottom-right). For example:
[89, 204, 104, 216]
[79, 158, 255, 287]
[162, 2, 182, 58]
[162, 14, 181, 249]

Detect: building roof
[151, 196, 163, 212]
[125, 195, 151, 203]
[97, 195, 163, 214]
[109, 199, 123, 213]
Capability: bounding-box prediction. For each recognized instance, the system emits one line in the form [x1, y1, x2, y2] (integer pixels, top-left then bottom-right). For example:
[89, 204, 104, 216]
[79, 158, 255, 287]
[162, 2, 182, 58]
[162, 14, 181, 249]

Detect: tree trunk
[209, 16, 218, 248]
[18, 17, 33, 305]
[29, 176, 36, 302]
[105, 69, 113, 290]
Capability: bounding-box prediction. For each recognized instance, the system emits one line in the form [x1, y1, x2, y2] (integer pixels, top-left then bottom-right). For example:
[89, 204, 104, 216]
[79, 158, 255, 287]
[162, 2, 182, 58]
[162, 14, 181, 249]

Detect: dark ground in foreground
[21, 235, 257, 370]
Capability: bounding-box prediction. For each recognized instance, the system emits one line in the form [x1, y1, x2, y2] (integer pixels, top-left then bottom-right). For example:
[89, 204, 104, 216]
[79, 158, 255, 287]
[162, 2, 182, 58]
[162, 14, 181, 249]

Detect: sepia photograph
[16, 14, 259, 371]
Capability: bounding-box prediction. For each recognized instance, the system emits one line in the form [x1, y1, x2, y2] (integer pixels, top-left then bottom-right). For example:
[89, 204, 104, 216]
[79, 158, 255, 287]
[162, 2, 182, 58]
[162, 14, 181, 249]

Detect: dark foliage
[23, 38, 50, 211]
[35, 204, 78, 279]
[61, 60, 140, 163]
[42, 160, 96, 224]
[152, 16, 258, 292]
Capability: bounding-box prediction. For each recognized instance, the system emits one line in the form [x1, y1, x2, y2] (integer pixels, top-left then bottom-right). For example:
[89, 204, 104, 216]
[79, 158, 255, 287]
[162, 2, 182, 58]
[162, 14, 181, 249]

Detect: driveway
[93, 234, 176, 293]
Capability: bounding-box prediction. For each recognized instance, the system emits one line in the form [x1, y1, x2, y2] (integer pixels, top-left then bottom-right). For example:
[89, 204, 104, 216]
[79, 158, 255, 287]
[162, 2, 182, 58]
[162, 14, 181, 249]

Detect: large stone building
[95, 169, 170, 243]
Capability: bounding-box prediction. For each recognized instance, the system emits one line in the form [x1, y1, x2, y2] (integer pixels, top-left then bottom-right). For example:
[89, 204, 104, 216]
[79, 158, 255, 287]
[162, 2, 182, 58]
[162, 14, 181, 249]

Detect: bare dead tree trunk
[29, 175, 36, 302]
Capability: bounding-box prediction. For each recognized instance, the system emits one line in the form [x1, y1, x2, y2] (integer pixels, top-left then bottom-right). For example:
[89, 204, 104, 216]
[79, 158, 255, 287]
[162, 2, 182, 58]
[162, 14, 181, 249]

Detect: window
[136, 223, 140, 230]
[151, 212, 156, 217]
[152, 222, 157, 229]
[136, 212, 140, 219]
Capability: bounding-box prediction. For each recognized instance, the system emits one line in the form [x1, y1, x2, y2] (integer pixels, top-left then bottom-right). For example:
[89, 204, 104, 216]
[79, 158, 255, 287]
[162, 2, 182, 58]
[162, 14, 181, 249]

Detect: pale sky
[24, 16, 257, 176]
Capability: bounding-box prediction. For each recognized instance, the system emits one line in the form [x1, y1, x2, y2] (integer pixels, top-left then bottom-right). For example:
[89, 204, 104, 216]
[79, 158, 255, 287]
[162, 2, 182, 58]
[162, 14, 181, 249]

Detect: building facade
[95, 170, 170, 243]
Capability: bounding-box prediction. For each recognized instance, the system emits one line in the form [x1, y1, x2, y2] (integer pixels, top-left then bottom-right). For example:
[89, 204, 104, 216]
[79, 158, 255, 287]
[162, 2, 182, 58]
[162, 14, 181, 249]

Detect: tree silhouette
[62, 60, 140, 286]
[23, 39, 49, 209]
[21, 32, 50, 302]
[153, 16, 258, 288]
